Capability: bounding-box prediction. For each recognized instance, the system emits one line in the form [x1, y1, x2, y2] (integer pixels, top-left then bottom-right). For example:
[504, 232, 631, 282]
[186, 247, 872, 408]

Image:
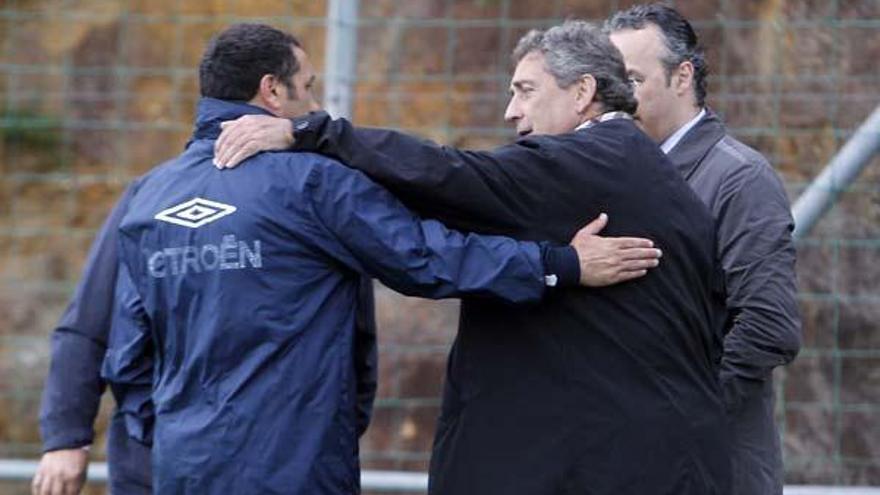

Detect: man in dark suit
[215, 20, 731, 495]
[606, 5, 801, 494]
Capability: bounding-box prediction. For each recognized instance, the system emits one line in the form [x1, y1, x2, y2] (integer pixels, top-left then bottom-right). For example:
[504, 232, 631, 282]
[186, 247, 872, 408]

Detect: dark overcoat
[293, 112, 733, 495]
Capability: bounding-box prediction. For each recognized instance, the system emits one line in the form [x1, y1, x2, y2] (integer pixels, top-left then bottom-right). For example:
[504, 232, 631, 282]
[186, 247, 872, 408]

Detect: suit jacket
[668, 110, 801, 495]
[293, 112, 733, 495]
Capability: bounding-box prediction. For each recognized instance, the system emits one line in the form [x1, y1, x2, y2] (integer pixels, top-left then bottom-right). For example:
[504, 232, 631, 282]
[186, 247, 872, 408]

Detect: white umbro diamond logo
[154, 197, 237, 228]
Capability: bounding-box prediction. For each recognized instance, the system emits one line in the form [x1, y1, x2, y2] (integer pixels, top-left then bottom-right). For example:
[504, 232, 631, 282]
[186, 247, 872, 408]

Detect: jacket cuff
[41, 427, 94, 453]
[290, 111, 332, 150]
[541, 245, 580, 287]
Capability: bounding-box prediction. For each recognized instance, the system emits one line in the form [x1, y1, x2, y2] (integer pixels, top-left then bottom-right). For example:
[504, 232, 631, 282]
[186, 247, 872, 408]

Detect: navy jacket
[290, 112, 732, 495]
[668, 111, 801, 495]
[101, 98, 566, 494]
[37, 121, 376, 494]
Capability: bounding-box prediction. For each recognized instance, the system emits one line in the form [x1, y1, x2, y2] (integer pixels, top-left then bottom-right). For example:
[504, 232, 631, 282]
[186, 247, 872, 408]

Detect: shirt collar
[575, 111, 633, 131]
[660, 108, 706, 155]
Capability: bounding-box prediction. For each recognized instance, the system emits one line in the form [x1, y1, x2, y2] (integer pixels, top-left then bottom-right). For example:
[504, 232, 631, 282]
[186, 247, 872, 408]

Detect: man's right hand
[570, 213, 661, 287]
[31, 448, 88, 495]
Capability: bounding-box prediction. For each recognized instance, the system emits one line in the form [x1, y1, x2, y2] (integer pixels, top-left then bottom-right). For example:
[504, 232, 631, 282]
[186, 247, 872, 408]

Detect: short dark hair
[512, 21, 638, 115]
[199, 23, 302, 101]
[605, 3, 708, 107]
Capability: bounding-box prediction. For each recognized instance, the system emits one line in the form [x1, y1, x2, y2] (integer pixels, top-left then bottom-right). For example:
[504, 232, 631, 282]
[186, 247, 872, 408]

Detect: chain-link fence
[1, 0, 878, 492]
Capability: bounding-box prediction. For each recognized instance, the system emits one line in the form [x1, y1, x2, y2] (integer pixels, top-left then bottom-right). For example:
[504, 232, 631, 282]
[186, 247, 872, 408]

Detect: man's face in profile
[609, 25, 681, 143]
[277, 45, 321, 119]
[503, 51, 584, 137]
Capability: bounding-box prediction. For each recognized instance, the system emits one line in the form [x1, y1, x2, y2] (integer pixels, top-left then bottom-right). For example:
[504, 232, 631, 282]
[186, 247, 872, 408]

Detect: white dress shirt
[660, 108, 706, 155]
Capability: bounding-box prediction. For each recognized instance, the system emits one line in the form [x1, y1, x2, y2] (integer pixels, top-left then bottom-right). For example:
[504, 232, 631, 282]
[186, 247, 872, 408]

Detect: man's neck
[581, 106, 606, 125]
[575, 109, 633, 132]
[573, 105, 611, 130]
[247, 97, 281, 117]
[660, 104, 701, 142]
[677, 106, 702, 128]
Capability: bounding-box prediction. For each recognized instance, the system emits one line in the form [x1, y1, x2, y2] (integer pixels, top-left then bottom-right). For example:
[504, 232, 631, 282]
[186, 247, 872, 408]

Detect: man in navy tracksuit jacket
[101, 24, 582, 494]
[35, 177, 377, 495]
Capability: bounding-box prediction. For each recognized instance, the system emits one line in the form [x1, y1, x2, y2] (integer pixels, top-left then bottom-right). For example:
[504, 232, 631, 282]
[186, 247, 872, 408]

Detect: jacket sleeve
[292, 112, 553, 235]
[100, 261, 155, 447]
[715, 162, 802, 411]
[353, 276, 377, 437]
[38, 182, 140, 452]
[298, 158, 559, 304]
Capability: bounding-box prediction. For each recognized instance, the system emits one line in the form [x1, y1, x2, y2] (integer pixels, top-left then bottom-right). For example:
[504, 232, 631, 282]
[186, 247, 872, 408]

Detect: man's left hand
[214, 114, 294, 169]
[31, 448, 89, 495]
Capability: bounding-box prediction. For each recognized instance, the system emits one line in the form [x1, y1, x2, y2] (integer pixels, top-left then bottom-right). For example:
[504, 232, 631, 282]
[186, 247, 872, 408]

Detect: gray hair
[512, 20, 638, 115]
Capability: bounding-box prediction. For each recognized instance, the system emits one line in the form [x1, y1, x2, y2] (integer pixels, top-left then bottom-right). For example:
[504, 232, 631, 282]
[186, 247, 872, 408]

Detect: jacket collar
[192, 97, 275, 141]
[666, 109, 727, 180]
[575, 111, 633, 131]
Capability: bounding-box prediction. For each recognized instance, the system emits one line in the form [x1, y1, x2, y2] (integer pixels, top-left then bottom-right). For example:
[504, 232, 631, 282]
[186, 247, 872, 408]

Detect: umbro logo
[154, 197, 237, 228]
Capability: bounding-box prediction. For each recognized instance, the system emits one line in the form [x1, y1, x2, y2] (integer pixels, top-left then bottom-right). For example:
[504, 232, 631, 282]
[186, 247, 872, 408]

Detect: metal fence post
[324, 0, 360, 119]
[792, 105, 880, 239]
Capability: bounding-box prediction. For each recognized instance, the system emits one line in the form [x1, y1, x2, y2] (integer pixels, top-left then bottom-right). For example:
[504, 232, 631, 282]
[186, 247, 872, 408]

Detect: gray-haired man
[606, 4, 802, 494]
[214, 20, 731, 494]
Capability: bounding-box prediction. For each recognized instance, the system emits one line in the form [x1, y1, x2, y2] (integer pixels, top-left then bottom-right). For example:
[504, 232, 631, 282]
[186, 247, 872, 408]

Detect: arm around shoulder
[299, 158, 554, 303]
[292, 112, 554, 233]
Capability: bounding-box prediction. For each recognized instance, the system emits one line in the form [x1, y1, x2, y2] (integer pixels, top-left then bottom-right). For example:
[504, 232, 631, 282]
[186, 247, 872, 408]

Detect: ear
[674, 61, 695, 97]
[255, 74, 283, 114]
[576, 74, 597, 114]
